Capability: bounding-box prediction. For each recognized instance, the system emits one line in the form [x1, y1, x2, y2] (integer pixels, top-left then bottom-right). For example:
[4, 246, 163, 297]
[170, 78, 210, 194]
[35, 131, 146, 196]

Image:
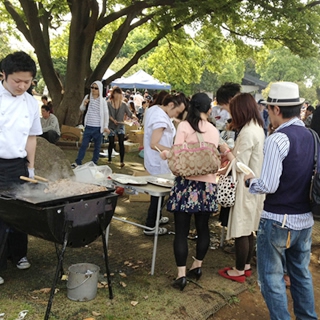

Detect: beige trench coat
[226, 120, 265, 240]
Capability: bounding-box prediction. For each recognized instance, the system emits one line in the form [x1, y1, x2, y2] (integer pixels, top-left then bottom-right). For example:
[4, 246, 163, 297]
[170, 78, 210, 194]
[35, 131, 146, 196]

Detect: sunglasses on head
[91, 86, 99, 90]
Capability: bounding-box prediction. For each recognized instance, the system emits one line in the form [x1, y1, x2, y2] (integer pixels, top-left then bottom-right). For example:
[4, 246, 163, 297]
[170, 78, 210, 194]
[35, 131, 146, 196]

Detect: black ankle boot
[172, 276, 187, 291]
[186, 267, 202, 280]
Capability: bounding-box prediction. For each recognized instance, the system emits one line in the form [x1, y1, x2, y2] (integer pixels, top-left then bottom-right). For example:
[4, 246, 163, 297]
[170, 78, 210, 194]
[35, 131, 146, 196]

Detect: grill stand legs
[44, 223, 70, 320]
[43, 215, 113, 320]
[99, 216, 113, 299]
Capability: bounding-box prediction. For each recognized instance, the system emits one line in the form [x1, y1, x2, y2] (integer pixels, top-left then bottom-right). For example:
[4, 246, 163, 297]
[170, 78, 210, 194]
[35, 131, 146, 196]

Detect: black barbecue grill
[0, 185, 118, 320]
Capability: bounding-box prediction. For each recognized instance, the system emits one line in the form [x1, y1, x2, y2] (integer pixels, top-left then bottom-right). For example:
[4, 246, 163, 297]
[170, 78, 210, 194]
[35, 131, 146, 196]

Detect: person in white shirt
[210, 105, 230, 131]
[133, 91, 144, 111]
[0, 51, 43, 285]
[73, 80, 109, 167]
[143, 93, 188, 236]
[40, 105, 60, 144]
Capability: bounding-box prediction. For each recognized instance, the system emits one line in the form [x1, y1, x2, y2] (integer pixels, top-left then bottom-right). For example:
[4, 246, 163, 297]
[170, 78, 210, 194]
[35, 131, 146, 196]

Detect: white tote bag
[217, 159, 238, 208]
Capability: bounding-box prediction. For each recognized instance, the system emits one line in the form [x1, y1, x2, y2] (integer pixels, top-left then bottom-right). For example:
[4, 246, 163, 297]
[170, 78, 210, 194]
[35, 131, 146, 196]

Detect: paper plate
[111, 174, 148, 185]
[236, 162, 255, 176]
[146, 177, 174, 188]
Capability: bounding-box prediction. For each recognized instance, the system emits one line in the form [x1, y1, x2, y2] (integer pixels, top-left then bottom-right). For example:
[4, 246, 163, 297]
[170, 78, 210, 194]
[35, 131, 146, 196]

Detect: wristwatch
[245, 179, 251, 188]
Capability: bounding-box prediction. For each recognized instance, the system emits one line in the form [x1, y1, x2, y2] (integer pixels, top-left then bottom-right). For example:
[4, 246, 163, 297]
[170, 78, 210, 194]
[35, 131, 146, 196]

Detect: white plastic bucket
[67, 263, 100, 301]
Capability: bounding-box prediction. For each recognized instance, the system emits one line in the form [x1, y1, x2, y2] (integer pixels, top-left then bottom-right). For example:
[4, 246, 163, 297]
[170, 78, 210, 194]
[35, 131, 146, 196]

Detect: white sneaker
[159, 216, 169, 225]
[0, 276, 4, 285]
[112, 150, 119, 156]
[71, 162, 78, 169]
[16, 257, 31, 270]
[143, 227, 168, 236]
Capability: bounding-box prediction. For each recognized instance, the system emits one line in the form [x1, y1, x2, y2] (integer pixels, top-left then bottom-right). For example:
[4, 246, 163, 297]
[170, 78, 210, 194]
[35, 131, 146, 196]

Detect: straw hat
[261, 82, 305, 106]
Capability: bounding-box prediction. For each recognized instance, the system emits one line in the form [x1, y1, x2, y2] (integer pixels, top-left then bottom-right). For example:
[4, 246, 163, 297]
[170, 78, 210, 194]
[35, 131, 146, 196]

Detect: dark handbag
[167, 131, 221, 177]
[309, 129, 320, 217]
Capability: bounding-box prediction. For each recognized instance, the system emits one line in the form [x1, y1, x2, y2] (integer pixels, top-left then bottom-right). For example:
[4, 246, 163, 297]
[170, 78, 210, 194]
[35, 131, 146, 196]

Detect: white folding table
[106, 174, 172, 275]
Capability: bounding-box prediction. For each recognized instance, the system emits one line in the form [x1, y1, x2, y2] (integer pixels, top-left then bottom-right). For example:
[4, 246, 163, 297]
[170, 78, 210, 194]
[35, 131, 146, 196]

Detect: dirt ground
[1, 147, 320, 319]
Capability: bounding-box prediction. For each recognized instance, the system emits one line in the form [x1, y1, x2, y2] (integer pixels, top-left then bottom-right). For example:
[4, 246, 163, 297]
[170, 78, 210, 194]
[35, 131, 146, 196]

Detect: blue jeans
[257, 218, 317, 320]
[76, 126, 102, 165]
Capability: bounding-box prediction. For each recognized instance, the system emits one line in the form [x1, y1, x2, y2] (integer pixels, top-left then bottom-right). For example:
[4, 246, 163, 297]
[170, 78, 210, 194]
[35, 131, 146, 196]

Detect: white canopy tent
[102, 69, 116, 80]
[110, 70, 171, 90]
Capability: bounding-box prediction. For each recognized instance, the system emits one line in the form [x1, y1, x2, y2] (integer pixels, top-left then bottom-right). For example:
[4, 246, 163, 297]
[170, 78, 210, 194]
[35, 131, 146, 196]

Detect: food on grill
[43, 179, 107, 197]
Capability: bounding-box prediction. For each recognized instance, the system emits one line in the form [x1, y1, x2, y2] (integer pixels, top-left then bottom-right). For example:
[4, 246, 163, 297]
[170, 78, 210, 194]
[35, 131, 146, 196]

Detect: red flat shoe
[218, 268, 246, 283]
[245, 268, 252, 277]
[222, 266, 252, 277]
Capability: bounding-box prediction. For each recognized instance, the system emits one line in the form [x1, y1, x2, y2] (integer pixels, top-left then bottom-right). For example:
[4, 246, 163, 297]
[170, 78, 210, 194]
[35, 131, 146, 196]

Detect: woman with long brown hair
[218, 93, 265, 283]
[107, 86, 137, 167]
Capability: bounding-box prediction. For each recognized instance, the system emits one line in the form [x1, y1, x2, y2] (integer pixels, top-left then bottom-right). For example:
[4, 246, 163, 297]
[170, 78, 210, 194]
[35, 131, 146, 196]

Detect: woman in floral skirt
[162, 93, 220, 291]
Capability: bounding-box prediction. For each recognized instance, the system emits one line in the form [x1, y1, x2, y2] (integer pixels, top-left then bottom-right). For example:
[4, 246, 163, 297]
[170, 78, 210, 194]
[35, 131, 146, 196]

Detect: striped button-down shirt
[249, 117, 314, 230]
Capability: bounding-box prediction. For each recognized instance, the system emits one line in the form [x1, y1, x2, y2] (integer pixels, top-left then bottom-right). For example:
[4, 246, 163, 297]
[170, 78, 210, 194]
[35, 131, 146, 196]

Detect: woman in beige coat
[218, 93, 265, 283]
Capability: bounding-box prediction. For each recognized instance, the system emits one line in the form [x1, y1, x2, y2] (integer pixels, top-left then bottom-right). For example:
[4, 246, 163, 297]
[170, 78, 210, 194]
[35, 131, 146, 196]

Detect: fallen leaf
[92, 311, 101, 316]
[104, 273, 114, 277]
[124, 261, 130, 265]
[32, 288, 51, 294]
[119, 272, 127, 278]
[100, 281, 108, 286]
[131, 301, 138, 306]
[120, 281, 127, 287]
[83, 318, 95, 320]
[137, 260, 144, 264]
[132, 265, 139, 269]
[61, 275, 68, 281]
[144, 296, 148, 300]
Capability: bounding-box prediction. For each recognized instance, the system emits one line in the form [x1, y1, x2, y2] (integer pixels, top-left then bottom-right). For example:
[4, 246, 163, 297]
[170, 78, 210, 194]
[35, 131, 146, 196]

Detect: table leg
[150, 196, 162, 275]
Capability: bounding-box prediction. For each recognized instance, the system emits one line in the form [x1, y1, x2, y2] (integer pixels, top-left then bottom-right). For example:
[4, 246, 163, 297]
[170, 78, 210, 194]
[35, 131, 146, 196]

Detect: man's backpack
[309, 129, 320, 217]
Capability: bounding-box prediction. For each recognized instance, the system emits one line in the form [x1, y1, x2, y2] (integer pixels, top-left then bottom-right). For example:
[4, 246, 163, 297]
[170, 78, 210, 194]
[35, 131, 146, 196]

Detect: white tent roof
[110, 69, 171, 90]
[102, 69, 116, 80]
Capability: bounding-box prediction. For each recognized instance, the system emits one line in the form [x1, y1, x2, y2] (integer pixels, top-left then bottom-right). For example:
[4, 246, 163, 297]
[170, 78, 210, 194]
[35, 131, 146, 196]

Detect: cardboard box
[125, 123, 140, 133]
[115, 141, 140, 153]
[128, 130, 144, 146]
[129, 193, 151, 202]
[129, 171, 151, 201]
[60, 125, 82, 142]
[133, 170, 150, 177]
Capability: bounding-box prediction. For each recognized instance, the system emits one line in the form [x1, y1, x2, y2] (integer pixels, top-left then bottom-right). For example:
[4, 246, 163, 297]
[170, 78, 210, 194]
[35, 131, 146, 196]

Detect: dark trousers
[40, 130, 60, 144]
[0, 157, 29, 271]
[108, 134, 125, 163]
[145, 196, 164, 228]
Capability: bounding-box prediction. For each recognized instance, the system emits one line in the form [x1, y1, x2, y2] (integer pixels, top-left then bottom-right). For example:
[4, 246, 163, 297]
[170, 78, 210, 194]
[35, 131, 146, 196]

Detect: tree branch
[4, 1, 32, 44]
[105, 22, 185, 84]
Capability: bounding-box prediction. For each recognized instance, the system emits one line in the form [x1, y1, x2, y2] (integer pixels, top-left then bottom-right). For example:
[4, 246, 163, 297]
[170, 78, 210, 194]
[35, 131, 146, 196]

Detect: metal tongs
[20, 175, 49, 185]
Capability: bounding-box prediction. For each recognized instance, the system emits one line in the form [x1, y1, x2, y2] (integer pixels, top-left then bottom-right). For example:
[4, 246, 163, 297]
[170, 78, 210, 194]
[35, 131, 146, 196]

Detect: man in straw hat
[244, 82, 317, 320]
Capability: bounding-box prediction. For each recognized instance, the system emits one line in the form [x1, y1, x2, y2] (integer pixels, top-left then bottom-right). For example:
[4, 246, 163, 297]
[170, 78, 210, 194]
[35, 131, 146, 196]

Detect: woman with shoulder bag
[162, 93, 220, 291]
[218, 93, 265, 283]
[107, 86, 137, 168]
[73, 80, 109, 167]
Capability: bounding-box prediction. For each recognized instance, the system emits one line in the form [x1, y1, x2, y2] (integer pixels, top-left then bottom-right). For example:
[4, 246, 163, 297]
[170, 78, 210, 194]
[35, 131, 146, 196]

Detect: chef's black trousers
[0, 157, 29, 270]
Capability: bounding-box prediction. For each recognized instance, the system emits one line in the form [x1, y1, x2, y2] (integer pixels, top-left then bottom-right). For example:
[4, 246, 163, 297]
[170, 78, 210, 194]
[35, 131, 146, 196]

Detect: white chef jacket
[0, 82, 42, 159]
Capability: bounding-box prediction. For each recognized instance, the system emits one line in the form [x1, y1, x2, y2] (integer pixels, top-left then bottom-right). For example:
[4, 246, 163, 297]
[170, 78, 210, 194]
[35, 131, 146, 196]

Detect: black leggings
[108, 134, 125, 162]
[235, 233, 254, 271]
[173, 211, 211, 267]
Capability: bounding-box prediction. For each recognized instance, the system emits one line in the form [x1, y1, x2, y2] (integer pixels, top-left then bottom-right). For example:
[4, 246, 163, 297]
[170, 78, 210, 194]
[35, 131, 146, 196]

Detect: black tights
[235, 233, 254, 271]
[108, 134, 125, 162]
[173, 212, 211, 267]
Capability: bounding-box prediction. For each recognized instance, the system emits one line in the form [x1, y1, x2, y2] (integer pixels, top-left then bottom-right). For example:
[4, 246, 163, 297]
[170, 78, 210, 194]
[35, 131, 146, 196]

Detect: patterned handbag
[167, 132, 221, 177]
[217, 159, 238, 207]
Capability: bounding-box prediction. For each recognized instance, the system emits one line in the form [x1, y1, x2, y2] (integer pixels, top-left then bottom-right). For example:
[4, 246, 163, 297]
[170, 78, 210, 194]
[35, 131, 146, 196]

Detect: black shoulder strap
[309, 128, 319, 174]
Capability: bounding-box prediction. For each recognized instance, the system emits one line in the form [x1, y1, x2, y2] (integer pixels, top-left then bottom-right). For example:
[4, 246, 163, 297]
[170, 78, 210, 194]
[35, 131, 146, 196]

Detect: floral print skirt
[167, 176, 218, 213]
